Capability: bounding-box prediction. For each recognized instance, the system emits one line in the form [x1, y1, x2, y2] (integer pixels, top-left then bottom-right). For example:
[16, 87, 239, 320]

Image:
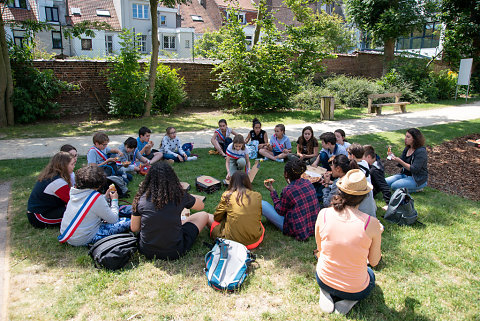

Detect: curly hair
[406, 128, 425, 149]
[38, 152, 73, 186]
[223, 171, 252, 206]
[331, 190, 366, 211]
[132, 162, 184, 212]
[285, 158, 306, 181]
[75, 165, 106, 190]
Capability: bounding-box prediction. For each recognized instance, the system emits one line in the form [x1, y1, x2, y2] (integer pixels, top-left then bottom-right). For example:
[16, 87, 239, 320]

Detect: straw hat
[337, 169, 373, 195]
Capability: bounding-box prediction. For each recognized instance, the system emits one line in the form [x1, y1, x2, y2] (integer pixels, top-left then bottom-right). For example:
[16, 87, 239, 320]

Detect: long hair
[407, 128, 425, 149]
[223, 171, 252, 206]
[332, 154, 358, 176]
[132, 162, 184, 212]
[38, 152, 73, 186]
[331, 190, 366, 211]
[297, 126, 317, 154]
[232, 134, 246, 150]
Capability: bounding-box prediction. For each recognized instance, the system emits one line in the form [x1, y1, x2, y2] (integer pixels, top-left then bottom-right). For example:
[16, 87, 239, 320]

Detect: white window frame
[105, 35, 114, 54]
[132, 3, 149, 19]
[45, 7, 59, 22]
[226, 11, 246, 24]
[160, 15, 166, 25]
[185, 39, 190, 48]
[163, 35, 175, 49]
[81, 38, 93, 51]
[139, 35, 147, 53]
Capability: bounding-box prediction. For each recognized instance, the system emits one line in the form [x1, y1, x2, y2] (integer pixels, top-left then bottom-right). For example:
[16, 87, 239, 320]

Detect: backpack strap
[358, 164, 370, 178]
[58, 191, 101, 243]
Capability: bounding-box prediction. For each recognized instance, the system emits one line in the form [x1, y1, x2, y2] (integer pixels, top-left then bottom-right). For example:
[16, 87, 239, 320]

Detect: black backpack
[88, 233, 138, 270]
[384, 188, 418, 225]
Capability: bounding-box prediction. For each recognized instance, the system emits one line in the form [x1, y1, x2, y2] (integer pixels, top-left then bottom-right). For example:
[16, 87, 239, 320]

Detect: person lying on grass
[315, 169, 383, 315]
[210, 171, 264, 250]
[262, 159, 320, 241]
[58, 165, 131, 246]
[130, 162, 210, 260]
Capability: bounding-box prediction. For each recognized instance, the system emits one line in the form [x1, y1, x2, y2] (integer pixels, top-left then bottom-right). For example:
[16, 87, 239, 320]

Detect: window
[226, 12, 246, 24]
[139, 35, 147, 53]
[81, 39, 92, 51]
[52, 31, 62, 49]
[396, 22, 441, 50]
[71, 7, 81, 15]
[9, 0, 27, 9]
[246, 35, 252, 46]
[160, 15, 166, 25]
[185, 39, 190, 48]
[163, 35, 175, 49]
[45, 7, 59, 22]
[96, 9, 111, 17]
[13, 36, 24, 48]
[132, 3, 149, 19]
[191, 15, 203, 22]
[105, 35, 113, 54]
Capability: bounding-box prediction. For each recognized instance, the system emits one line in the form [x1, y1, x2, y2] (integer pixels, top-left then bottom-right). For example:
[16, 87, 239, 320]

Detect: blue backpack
[204, 238, 255, 291]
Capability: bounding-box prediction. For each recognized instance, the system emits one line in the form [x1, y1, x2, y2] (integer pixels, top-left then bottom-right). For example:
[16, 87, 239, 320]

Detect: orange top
[316, 207, 372, 293]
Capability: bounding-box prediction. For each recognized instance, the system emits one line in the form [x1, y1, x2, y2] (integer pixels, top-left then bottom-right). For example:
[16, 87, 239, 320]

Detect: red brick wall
[32, 53, 448, 117]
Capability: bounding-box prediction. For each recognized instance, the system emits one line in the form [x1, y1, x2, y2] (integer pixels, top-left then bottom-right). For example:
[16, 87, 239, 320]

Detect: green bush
[377, 69, 421, 103]
[322, 75, 384, 107]
[289, 82, 334, 109]
[106, 30, 147, 117]
[430, 69, 457, 100]
[151, 64, 187, 114]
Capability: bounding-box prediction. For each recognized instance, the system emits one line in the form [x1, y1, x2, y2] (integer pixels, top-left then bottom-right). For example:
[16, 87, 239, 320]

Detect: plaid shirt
[270, 178, 320, 241]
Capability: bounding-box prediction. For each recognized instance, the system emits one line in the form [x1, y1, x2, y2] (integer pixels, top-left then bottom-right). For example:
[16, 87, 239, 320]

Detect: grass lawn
[2, 121, 479, 320]
[0, 98, 478, 140]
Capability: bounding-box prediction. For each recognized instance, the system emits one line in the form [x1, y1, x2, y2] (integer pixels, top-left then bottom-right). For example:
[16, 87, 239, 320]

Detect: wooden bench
[367, 92, 410, 115]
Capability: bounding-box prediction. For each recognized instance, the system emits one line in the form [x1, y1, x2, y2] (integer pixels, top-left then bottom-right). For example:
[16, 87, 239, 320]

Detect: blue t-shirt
[270, 134, 291, 153]
[117, 145, 142, 164]
[87, 146, 111, 165]
[320, 143, 348, 158]
[137, 137, 149, 156]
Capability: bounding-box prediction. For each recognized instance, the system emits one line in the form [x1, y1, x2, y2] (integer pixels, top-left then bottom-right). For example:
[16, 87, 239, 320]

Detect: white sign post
[455, 58, 473, 101]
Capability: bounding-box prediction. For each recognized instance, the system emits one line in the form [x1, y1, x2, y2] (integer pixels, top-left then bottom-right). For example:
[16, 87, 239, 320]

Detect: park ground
[0, 110, 479, 320]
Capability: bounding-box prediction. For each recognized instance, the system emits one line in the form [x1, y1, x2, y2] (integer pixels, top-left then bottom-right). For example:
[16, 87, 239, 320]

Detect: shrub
[106, 30, 147, 117]
[377, 69, 421, 103]
[289, 82, 335, 110]
[322, 75, 384, 107]
[430, 69, 457, 100]
[151, 64, 187, 114]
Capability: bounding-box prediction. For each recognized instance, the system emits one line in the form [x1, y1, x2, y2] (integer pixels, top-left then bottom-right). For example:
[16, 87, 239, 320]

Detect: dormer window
[96, 9, 111, 17]
[71, 7, 81, 16]
[191, 15, 203, 22]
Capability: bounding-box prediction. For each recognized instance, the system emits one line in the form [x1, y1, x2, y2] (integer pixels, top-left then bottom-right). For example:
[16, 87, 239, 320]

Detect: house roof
[214, 0, 257, 11]
[67, 0, 121, 30]
[1, 0, 39, 23]
[178, 2, 217, 34]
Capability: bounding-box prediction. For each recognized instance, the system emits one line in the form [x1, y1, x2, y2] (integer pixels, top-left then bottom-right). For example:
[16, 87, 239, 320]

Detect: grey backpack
[384, 188, 418, 225]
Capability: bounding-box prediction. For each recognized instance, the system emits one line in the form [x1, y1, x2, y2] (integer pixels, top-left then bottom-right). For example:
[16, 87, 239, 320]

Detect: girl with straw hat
[314, 169, 383, 315]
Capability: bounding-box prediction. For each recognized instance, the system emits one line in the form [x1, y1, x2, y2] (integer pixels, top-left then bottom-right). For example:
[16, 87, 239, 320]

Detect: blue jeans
[91, 217, 131, 243]
[261, 200, 284, 232]
[163, 149, 191, 162]
[219, 138, 233, 153]
[385, 174, 427, 193]
[319, 151, 331, 171]
[316, 267, 375, 301]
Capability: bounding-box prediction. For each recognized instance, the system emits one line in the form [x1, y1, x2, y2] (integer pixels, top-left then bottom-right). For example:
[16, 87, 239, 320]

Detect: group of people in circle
[27, 119, 428, 315]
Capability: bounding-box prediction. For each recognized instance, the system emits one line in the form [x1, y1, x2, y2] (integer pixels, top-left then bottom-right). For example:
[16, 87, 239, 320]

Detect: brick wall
[33, 52, 448, 117]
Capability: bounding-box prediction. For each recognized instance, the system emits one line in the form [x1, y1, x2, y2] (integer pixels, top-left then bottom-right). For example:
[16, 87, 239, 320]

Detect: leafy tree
[194, 29, 226, 58]
[440, 0, 480, 73]
[345, 0, 436, 75]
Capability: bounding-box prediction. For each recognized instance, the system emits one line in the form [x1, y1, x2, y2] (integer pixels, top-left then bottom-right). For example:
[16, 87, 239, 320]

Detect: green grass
[1, 98, 477, 140]
[3, 121, 480, 320]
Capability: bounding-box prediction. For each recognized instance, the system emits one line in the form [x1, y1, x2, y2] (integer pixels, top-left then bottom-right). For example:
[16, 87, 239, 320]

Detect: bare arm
[130, 215, 141, 232]
[191, 197, 205, 211]
[366, 218, 383, 266]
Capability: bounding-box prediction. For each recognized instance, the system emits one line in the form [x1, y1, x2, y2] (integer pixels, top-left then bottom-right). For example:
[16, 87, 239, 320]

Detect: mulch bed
[384, 134, 480, 201]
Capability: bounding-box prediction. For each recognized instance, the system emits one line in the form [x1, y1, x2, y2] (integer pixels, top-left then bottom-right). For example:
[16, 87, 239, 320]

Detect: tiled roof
[178, 2, 217, 34]
[67, 0, 121, 30]
[214, 0, 257, 11]
[1, 0, 39, 23]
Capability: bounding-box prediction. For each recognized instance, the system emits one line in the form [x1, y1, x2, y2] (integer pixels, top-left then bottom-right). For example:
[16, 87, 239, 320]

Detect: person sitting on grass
[27, 152, 75, 228]
[289, 126, 319, 165]
[116, 137, 152, 174]
[226, 134, 251, 180]
[211, 119, 238, 157]
[136, 126, 164, 164]
[210, 171, 264, 250]
[259, 124, 291, 162]
[130, 162, 210, 260]
[262, 159, 320, 241]
[245, 118, 268, 150]
[58, 165, 131, 246]
[321, 154, 358, 208]
[160, 127, 197, 162]
[315, 169, 383, 315]
[87, 131, 123, 167]
[334, 129, 351, 149]
[60, 144, 77, 186]
[363, 145, 391, 206]
[386, 128, 428, 193]
[312, 132, 348, 171]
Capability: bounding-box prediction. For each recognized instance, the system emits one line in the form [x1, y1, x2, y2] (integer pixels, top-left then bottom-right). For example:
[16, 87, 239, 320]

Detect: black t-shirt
[401, 153, 413, 176]
[249, 130, 267, 144]
[296, 137, 319, 155]
[134, 193, 196, 256]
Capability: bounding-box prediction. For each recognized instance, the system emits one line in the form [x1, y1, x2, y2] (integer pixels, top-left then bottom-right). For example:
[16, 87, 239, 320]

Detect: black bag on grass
[88, 233, 137, 270]
[384, 188, 418, 225]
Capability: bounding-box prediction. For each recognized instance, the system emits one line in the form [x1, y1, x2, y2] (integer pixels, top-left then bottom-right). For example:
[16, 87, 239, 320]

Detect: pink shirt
[316, 207, 372, 293]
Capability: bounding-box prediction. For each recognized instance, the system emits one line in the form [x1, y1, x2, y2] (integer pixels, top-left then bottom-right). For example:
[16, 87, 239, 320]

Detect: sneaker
[334, 300, 358, 315]
[275, 158, 284, 163]
[165, 159, 174, 165]
[187, 156, 197, 161]
[319, 289, 334, 313]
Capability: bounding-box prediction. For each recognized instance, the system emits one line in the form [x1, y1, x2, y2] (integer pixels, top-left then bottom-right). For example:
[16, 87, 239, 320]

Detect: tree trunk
[383, 38, 395, 76]
[0, 14, 14, 126]
[253, 0, 265, 46]
[144, 0, 160, 117]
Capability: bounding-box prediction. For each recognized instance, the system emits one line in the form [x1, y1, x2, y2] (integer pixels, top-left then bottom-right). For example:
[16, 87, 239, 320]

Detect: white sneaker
[187, 156, 197, 161]
[319, 289, 334, 313]
[275, 158, 284, 163]
[334, 300, 358, 315]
